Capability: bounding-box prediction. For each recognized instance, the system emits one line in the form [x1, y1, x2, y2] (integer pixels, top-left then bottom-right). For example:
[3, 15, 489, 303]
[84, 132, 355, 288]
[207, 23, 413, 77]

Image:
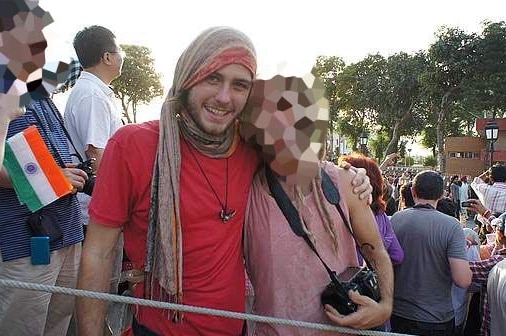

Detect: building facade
[445, 118, 506, 177]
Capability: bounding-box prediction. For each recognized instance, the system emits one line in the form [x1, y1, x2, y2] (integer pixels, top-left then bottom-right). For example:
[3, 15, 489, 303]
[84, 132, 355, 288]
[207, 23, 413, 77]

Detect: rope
[0, 279, 413, 336]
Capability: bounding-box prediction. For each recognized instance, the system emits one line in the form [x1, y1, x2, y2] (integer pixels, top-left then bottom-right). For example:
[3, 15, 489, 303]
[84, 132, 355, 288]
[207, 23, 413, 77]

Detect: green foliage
[313, 20, 506, 171]
[404, 156, 415, 166]
[461, 21, 506, 118]
[112, 44, 164, 123]
[423, 155, 438, 168]
[368, 130, 390, 161]
[312, 56, 346, 150]
[324, 52, 426, 154]
[420, 26, 477, 171]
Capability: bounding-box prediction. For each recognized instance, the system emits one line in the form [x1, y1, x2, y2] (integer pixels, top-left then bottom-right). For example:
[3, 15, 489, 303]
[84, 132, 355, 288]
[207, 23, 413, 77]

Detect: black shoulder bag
[265, 166, 381, 315]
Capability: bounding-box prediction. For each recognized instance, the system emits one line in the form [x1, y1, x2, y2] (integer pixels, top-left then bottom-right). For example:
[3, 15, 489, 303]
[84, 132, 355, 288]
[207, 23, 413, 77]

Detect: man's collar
[80, 71, 114, 96]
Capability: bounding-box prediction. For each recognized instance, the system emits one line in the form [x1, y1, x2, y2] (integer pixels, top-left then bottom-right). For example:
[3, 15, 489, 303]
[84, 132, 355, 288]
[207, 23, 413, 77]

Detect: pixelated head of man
[1, 0, 53, 110]
[0, 0, 52, 81]
[241, 73, 329, 186]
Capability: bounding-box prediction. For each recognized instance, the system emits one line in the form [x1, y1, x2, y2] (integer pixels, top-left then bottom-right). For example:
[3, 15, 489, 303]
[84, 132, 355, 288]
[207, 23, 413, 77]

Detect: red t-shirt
[89, 121, 259, 335]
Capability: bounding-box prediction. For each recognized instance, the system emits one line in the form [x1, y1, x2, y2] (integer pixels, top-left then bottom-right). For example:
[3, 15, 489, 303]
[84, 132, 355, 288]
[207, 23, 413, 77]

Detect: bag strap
[265, 166, 337, 280]
[44, 99, 86, 163]
[29, 101, 67, 168]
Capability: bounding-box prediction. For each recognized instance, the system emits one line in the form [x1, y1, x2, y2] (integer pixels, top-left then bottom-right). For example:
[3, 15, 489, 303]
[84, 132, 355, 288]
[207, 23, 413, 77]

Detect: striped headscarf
[145, 27, 256, 319]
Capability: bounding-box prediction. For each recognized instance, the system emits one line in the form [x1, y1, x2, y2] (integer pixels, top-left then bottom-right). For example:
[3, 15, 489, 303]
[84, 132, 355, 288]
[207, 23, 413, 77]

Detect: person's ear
[410, 186, 417, 199]
[102, 52, 113, 65]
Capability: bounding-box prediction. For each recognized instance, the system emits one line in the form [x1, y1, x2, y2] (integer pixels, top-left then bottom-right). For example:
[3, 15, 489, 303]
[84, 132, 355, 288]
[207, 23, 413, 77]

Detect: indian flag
[3, 126, 73, 212]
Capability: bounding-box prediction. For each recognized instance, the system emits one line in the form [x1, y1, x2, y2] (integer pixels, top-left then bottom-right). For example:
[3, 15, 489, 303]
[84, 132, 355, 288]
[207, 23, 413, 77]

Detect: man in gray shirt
[391, 170, 472, 335]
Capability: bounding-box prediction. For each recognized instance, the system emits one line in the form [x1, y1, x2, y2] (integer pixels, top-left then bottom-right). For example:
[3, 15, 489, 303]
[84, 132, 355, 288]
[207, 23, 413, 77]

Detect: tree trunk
[132, 101, 137, 124]
[384, 102, 414, 156]
[436, 87, 458, 173]
[120, 95, 132, 124]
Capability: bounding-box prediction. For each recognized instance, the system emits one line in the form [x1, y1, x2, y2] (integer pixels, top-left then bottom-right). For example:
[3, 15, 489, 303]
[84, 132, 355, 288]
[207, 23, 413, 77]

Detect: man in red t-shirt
[76, 27, 373, 336]
[77, 26, 260, 336]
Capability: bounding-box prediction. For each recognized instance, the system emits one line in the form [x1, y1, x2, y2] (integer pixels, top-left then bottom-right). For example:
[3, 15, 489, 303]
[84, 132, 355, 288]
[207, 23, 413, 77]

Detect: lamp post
[485, 120, 499, 168]
[406, 147, 412, 167]
[359, 131, 368, 155]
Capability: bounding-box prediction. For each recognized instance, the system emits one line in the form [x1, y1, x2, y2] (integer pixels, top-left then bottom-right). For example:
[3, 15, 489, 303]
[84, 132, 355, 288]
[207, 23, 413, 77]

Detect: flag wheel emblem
[24, 162, 38, 175]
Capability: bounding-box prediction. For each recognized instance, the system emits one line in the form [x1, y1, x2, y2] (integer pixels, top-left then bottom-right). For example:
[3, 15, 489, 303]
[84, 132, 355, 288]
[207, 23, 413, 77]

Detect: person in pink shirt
[242, 74, 393, 335]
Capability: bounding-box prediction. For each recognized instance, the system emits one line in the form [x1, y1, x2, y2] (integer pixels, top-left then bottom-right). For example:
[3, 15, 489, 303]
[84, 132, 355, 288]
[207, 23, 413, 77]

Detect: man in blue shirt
[0, 97, 88, 336]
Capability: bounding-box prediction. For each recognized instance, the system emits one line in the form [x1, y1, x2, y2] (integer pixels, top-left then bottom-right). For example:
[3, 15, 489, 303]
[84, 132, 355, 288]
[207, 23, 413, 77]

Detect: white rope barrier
[0, 279, 413, 336]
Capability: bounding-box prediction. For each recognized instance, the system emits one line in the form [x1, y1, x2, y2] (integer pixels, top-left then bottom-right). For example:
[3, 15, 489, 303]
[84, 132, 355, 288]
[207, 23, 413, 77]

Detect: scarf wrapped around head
[145, 27, 256, 320]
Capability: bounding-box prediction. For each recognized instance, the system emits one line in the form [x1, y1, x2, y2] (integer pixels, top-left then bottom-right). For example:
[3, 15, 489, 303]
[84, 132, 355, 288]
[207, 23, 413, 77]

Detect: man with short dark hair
[390, 170, 472, 335]
[64, 25, 124, 334]
[64, 25, 124, 201]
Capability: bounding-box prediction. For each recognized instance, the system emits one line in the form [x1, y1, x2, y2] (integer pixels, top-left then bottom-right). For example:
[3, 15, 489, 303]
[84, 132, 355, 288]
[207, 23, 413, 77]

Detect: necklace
[183, 138, 236, 223]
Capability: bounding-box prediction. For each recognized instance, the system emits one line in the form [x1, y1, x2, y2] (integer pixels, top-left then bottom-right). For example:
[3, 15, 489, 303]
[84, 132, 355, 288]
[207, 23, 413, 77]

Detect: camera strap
[44, 99, 86, 163]
[265, 166, 337, 279]
[265, 165, 375, 273]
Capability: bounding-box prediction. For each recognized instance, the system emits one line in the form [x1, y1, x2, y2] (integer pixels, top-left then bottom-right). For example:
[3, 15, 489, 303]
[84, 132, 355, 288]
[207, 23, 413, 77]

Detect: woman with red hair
[339, 153, 404, 265]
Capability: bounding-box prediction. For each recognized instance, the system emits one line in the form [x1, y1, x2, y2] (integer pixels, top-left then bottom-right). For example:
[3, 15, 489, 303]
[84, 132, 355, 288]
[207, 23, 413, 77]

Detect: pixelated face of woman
[242, 74, 329, 186]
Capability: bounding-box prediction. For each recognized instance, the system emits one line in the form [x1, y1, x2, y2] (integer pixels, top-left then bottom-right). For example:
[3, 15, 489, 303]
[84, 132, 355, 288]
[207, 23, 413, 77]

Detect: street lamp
[406, 147, 412, 166]
[485, 120, 499, 167]
[359, 131, 368, 155]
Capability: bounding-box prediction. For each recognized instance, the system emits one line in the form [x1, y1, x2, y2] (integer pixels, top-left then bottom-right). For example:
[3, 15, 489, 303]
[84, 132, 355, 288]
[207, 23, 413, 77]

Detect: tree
[312, 56, 345, 156]
[112, 44, 164, 123]
[423, 155, 438, 168]
[404, 156, 415, 166]
[368, 130, 391, 161]
[461, 21, 506, 118]
[331, 55, 383, 149]
[421, 26, 476, 172]
[329, 53, 426, 154]
[376, 52, 427, 155]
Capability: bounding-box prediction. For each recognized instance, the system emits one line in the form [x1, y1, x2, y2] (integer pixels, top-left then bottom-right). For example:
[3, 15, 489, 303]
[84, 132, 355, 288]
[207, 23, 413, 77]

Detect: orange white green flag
[3, 125, 73, 212]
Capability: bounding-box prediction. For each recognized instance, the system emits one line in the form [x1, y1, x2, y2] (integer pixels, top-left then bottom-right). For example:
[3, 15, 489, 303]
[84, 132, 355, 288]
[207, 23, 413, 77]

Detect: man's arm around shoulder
[76, 220, 121, 336]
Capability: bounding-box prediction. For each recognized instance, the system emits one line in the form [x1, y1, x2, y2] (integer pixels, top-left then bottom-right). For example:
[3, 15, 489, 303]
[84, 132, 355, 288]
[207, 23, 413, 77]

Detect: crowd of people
[1, 1, 506, 336]
[378, 157, 506, 336]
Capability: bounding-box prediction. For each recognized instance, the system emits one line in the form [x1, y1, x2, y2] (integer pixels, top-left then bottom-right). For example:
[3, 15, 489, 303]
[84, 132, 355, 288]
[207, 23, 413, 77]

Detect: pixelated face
[242, 74, 329, 186]
[0, 11, 48, 81]
[186, 64, 252, 136]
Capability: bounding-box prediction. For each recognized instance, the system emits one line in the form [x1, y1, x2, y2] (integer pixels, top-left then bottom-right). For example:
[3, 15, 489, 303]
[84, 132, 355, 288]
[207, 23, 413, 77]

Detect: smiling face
[186, 63, 252, 136]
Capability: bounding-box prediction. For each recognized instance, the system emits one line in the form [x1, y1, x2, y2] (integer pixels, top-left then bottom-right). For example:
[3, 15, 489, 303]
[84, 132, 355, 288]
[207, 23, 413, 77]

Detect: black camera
[321, 266, 381, 315]
[461, 201, 474, 208]
[76, 158, 96, 196]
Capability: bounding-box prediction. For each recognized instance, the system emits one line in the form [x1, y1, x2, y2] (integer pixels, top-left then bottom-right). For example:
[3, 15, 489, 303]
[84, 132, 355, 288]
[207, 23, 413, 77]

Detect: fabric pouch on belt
[26, 208, 63, 244]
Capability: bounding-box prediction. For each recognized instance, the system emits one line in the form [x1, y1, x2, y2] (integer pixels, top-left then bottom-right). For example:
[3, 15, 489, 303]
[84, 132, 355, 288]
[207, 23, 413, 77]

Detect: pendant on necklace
[220, 208, 236, 223]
